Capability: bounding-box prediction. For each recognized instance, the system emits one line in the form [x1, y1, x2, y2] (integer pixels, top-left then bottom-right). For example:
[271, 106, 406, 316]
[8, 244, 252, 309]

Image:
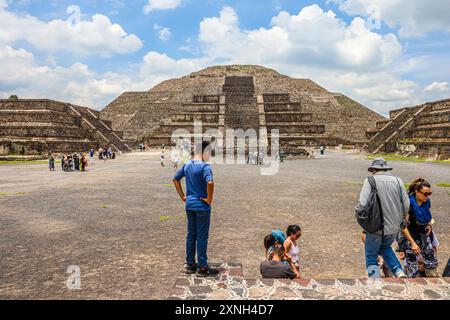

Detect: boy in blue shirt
[173, 141, 219, 277]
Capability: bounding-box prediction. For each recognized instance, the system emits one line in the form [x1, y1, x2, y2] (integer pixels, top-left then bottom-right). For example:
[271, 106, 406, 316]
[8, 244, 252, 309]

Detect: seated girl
[284, 225, 302, 272]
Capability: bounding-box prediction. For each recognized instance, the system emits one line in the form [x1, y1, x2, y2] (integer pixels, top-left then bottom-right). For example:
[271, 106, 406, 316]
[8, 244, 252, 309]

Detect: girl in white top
[284, 225, 302, 271]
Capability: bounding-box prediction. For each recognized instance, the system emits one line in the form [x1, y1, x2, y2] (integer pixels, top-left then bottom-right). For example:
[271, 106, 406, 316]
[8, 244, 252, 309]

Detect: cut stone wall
[0, 99, 130, 155]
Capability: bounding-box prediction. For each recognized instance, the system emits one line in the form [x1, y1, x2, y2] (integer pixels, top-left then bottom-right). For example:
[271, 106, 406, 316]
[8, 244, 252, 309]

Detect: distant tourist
[173, 141, 219, 277]
[48, 154, 55, 172]
[80, 154, 88, 172]
[89, 149, 95, 165]
[355, 158, 409, 278]
[284, 225, 302, 273]
[74, 154, 80, 171]
[160, 150, 165, 167]
[320, 145, 325, 155]
[172, 149, 180, 170]
[61, 154, 65, 171]
[401, 178, 439, 277]
[260, 243, 299, 280]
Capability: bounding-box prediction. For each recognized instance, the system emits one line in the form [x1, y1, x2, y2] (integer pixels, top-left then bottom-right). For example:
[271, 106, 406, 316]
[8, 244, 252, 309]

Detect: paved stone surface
[169, 264, 450, 300]
[0, 150, 449, 299]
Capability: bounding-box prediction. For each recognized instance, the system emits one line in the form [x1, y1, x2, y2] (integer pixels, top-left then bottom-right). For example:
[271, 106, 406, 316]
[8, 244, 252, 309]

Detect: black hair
[286, 225, 301, 237]
[272, 243, 285, 259]
[409, 178, 431, 195]
[264, 234, 276, 249]
[195, 141, 211, 155]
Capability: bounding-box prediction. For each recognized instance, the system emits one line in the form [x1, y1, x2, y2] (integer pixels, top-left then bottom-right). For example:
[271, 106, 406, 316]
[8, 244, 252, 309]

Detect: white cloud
[1, 4, 448, 116]
[153, 24, 172, 42]
[330, 0, 450, 37]
[0, 46, 205, 109]
[144, 0, 183, 14]
[0, 5, 143, 56]
[199, 5, 402, 71]
[424, 81, 449, 93]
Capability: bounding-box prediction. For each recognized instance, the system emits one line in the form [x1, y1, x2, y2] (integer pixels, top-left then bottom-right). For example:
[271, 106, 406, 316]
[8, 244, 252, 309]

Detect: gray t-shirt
[356, 172, 410, 235]
[260, 261, 296, 280]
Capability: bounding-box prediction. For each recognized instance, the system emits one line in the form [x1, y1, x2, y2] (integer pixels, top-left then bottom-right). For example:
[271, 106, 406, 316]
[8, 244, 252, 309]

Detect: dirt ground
[0, 150, 449, 299]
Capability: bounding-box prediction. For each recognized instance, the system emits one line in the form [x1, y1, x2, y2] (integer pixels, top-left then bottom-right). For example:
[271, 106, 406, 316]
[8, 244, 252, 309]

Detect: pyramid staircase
[363, 99, 450, 158]
[144, 77, 334, 156]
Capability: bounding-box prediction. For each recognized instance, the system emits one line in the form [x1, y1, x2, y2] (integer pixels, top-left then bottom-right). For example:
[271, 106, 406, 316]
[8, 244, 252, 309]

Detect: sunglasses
[419, 191, 432, 197]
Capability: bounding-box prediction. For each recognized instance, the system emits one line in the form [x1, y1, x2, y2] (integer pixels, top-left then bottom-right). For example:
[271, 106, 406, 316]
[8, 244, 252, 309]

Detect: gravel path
[0, 150, 449, 299]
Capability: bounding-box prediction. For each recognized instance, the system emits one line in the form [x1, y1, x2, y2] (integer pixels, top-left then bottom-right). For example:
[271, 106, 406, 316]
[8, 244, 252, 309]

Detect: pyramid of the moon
[100, 65, 385, 153]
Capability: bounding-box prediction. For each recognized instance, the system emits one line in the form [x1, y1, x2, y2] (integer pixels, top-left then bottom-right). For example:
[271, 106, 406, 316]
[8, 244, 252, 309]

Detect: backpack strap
[395, 177, 406, 218]
[369, 175, 384, 237]
[368, 176, 376, 190]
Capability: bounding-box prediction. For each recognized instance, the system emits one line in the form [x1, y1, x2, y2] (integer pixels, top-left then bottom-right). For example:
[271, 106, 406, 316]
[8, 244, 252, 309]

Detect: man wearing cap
[356, 158, 410, 278]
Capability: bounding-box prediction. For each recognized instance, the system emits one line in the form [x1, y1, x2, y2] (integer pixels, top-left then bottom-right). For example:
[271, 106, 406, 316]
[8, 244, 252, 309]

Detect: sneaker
[186, 264, 197, 275]
[395, 270, 407, 278]
[196, 266, 220, 277]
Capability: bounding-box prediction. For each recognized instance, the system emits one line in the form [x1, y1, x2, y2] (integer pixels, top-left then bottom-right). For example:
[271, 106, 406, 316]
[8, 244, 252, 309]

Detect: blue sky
[1, 0, 450, 115]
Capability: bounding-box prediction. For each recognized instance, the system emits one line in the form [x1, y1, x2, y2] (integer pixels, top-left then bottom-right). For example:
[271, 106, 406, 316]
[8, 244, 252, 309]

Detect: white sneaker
[395, 270, 407, 278]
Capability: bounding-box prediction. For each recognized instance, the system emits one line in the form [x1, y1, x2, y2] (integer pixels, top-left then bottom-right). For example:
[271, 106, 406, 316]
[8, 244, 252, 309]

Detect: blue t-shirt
[174, 160, 213, 212]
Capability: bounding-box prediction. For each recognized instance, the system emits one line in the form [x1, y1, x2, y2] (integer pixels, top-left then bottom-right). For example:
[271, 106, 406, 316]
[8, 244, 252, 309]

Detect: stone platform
[169, 264, 450, 300]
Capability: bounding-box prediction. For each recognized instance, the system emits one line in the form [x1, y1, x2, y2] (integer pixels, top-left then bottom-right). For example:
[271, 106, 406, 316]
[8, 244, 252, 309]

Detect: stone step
[262, 94, 290, 102]
[172, 114, 219, 123]
[0, 122, 79, 128]
[0, 99, 68, 112]
[0, 136, 93, 143]
[0, 111, 80, 124]
[414, 123, 450, 130]
[415, 112, 450, 125]
[0, 127, 88, 139]
[169, 263, 450, 300]
[265, 113, 313, 122]
[192, 95, 221, 104]
[266, 124, 326, 135]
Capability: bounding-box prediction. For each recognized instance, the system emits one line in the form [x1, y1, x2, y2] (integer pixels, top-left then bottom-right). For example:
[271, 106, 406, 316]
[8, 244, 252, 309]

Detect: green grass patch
[366, 154, 450, 164]
[0, 192, 28, 197]
[163, 184, 173, 188]
[0, 160, 62, 165]
[159, 215, 180, 222]
[404, 184, 411, 190]
[436, 183, 450, 188]
[101, 204, 108, 209]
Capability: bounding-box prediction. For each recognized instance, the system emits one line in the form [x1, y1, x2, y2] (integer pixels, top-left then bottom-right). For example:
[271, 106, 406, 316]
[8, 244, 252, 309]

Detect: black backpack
[355, 176, 384, 234]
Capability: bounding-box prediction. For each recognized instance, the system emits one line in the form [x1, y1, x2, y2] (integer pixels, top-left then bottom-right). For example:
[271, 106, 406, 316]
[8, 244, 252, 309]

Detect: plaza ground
[0, 150, 449, 299]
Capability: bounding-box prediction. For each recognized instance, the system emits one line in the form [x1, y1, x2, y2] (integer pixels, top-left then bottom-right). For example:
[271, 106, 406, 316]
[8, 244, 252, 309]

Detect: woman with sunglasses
[401, 178, 439, 277]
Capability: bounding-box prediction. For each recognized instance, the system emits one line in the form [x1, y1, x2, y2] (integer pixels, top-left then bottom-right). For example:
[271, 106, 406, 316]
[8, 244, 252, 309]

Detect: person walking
[173, 141, 219, 277]
[355, 158, 409, 278]
[48, 154, 55, 172]
[89, 149, 94, 165]
[402, 178, 439, 277]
